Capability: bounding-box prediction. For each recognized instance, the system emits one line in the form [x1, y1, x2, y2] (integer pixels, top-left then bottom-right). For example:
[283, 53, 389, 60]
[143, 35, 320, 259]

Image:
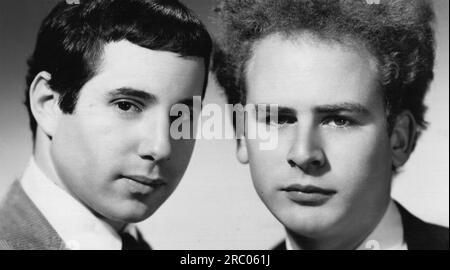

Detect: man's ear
[236, 137, 249, 164]
[390, 111, 417, 169]
[29, 71, 61, 138]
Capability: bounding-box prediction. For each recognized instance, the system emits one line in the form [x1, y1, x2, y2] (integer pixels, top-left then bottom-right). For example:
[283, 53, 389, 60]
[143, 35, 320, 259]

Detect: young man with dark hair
[213, 0, 448, 250]
[0, 0, 211, 250]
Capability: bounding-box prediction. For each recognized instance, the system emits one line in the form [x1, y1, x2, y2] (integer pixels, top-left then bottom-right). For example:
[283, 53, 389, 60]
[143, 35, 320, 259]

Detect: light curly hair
[212, 0, 436, 150]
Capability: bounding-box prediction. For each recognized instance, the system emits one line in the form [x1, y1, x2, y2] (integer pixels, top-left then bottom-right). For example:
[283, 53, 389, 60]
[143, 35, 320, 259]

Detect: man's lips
[281, 184, 336, 195]
[121, 175, 166, 188]
[280, 184, 336, 206]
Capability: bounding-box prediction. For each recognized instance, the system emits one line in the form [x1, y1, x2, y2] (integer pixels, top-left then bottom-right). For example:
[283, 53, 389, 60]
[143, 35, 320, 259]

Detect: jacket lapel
[0, 181, 66, 250]
[396, 201, 449, 250]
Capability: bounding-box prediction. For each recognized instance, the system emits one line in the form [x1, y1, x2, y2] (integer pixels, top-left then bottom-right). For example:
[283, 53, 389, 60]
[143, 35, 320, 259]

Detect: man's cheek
[330, 133, 377, 161]
[83, 118, 128, 150]
[355, 136, 391, 172]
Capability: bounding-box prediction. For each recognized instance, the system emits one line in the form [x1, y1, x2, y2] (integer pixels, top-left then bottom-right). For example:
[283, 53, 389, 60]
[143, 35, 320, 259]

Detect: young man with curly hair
[213, 0, 448, 250]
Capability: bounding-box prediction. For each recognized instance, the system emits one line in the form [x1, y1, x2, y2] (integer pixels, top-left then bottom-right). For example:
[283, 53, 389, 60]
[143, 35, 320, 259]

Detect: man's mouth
[123, 175, 166, 188]
[281, 184, 336, 206]
[282, 184, 336, 195]
[121, 175, 166, 194]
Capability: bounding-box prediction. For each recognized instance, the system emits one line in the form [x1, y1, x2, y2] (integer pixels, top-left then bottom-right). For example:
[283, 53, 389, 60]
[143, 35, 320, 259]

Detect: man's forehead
[91, 40, 203, 80]
[248, 33, 377, 73]
[246, 34, 380, 99]
[76, 40, 205, 105]
[98, 40, 188, 72]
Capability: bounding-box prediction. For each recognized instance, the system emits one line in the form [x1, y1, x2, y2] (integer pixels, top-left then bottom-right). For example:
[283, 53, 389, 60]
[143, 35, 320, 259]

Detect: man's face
[51, 40, 205, 224]
[241, 34, 394, 240]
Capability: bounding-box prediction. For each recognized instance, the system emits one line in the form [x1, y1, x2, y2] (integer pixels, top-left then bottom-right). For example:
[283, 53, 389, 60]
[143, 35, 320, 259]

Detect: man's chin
[286, 222, 335, 240]
[277, 209, 340, 239]
[100, 203, 158, 225]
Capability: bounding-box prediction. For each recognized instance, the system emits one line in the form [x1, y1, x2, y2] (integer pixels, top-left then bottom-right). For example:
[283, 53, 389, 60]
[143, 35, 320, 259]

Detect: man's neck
[33, 132, 64, 193]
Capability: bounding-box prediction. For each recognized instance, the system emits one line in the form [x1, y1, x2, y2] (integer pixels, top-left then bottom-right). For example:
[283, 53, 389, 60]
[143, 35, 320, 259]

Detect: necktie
[120, 230, 151, 250]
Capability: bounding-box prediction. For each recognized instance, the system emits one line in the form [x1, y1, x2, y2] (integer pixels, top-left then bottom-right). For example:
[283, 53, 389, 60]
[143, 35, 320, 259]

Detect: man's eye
[115, 101, 141, 113]
[265, 115, 296, 126]
[323, 116, 353, 128]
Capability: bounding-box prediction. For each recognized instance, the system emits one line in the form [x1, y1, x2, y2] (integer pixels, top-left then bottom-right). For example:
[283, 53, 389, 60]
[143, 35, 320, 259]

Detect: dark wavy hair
[212, 0, 435, 150]
[25, 0, 212, 141]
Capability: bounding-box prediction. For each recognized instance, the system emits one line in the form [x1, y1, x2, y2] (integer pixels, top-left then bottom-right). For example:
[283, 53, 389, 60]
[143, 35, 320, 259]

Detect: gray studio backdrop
[0, 0, 448, 249]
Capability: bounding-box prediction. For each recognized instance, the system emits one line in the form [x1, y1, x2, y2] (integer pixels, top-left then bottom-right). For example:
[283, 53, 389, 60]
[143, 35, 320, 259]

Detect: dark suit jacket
[273, 202, 449, 250]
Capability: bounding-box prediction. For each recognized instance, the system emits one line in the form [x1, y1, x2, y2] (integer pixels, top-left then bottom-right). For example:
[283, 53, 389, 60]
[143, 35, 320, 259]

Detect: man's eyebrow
[108, 87, 157, 103]
[315, 102, 370, 115]
[256, 104, 297, 115]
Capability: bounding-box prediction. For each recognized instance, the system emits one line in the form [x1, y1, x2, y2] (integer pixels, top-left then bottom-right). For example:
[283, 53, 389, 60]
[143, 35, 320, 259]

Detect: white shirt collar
[285, 200, 407, 250]
[20, 158, 138, 250]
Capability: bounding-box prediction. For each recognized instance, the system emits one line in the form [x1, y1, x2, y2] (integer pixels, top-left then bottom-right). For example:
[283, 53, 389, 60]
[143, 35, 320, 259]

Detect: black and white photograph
[0, 0, 448, 252]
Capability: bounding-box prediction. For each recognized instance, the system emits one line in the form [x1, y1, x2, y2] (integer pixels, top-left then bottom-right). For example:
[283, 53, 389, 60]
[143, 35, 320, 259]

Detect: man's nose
[137, 116, 172, 162]
[286, 126, 326, 174]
